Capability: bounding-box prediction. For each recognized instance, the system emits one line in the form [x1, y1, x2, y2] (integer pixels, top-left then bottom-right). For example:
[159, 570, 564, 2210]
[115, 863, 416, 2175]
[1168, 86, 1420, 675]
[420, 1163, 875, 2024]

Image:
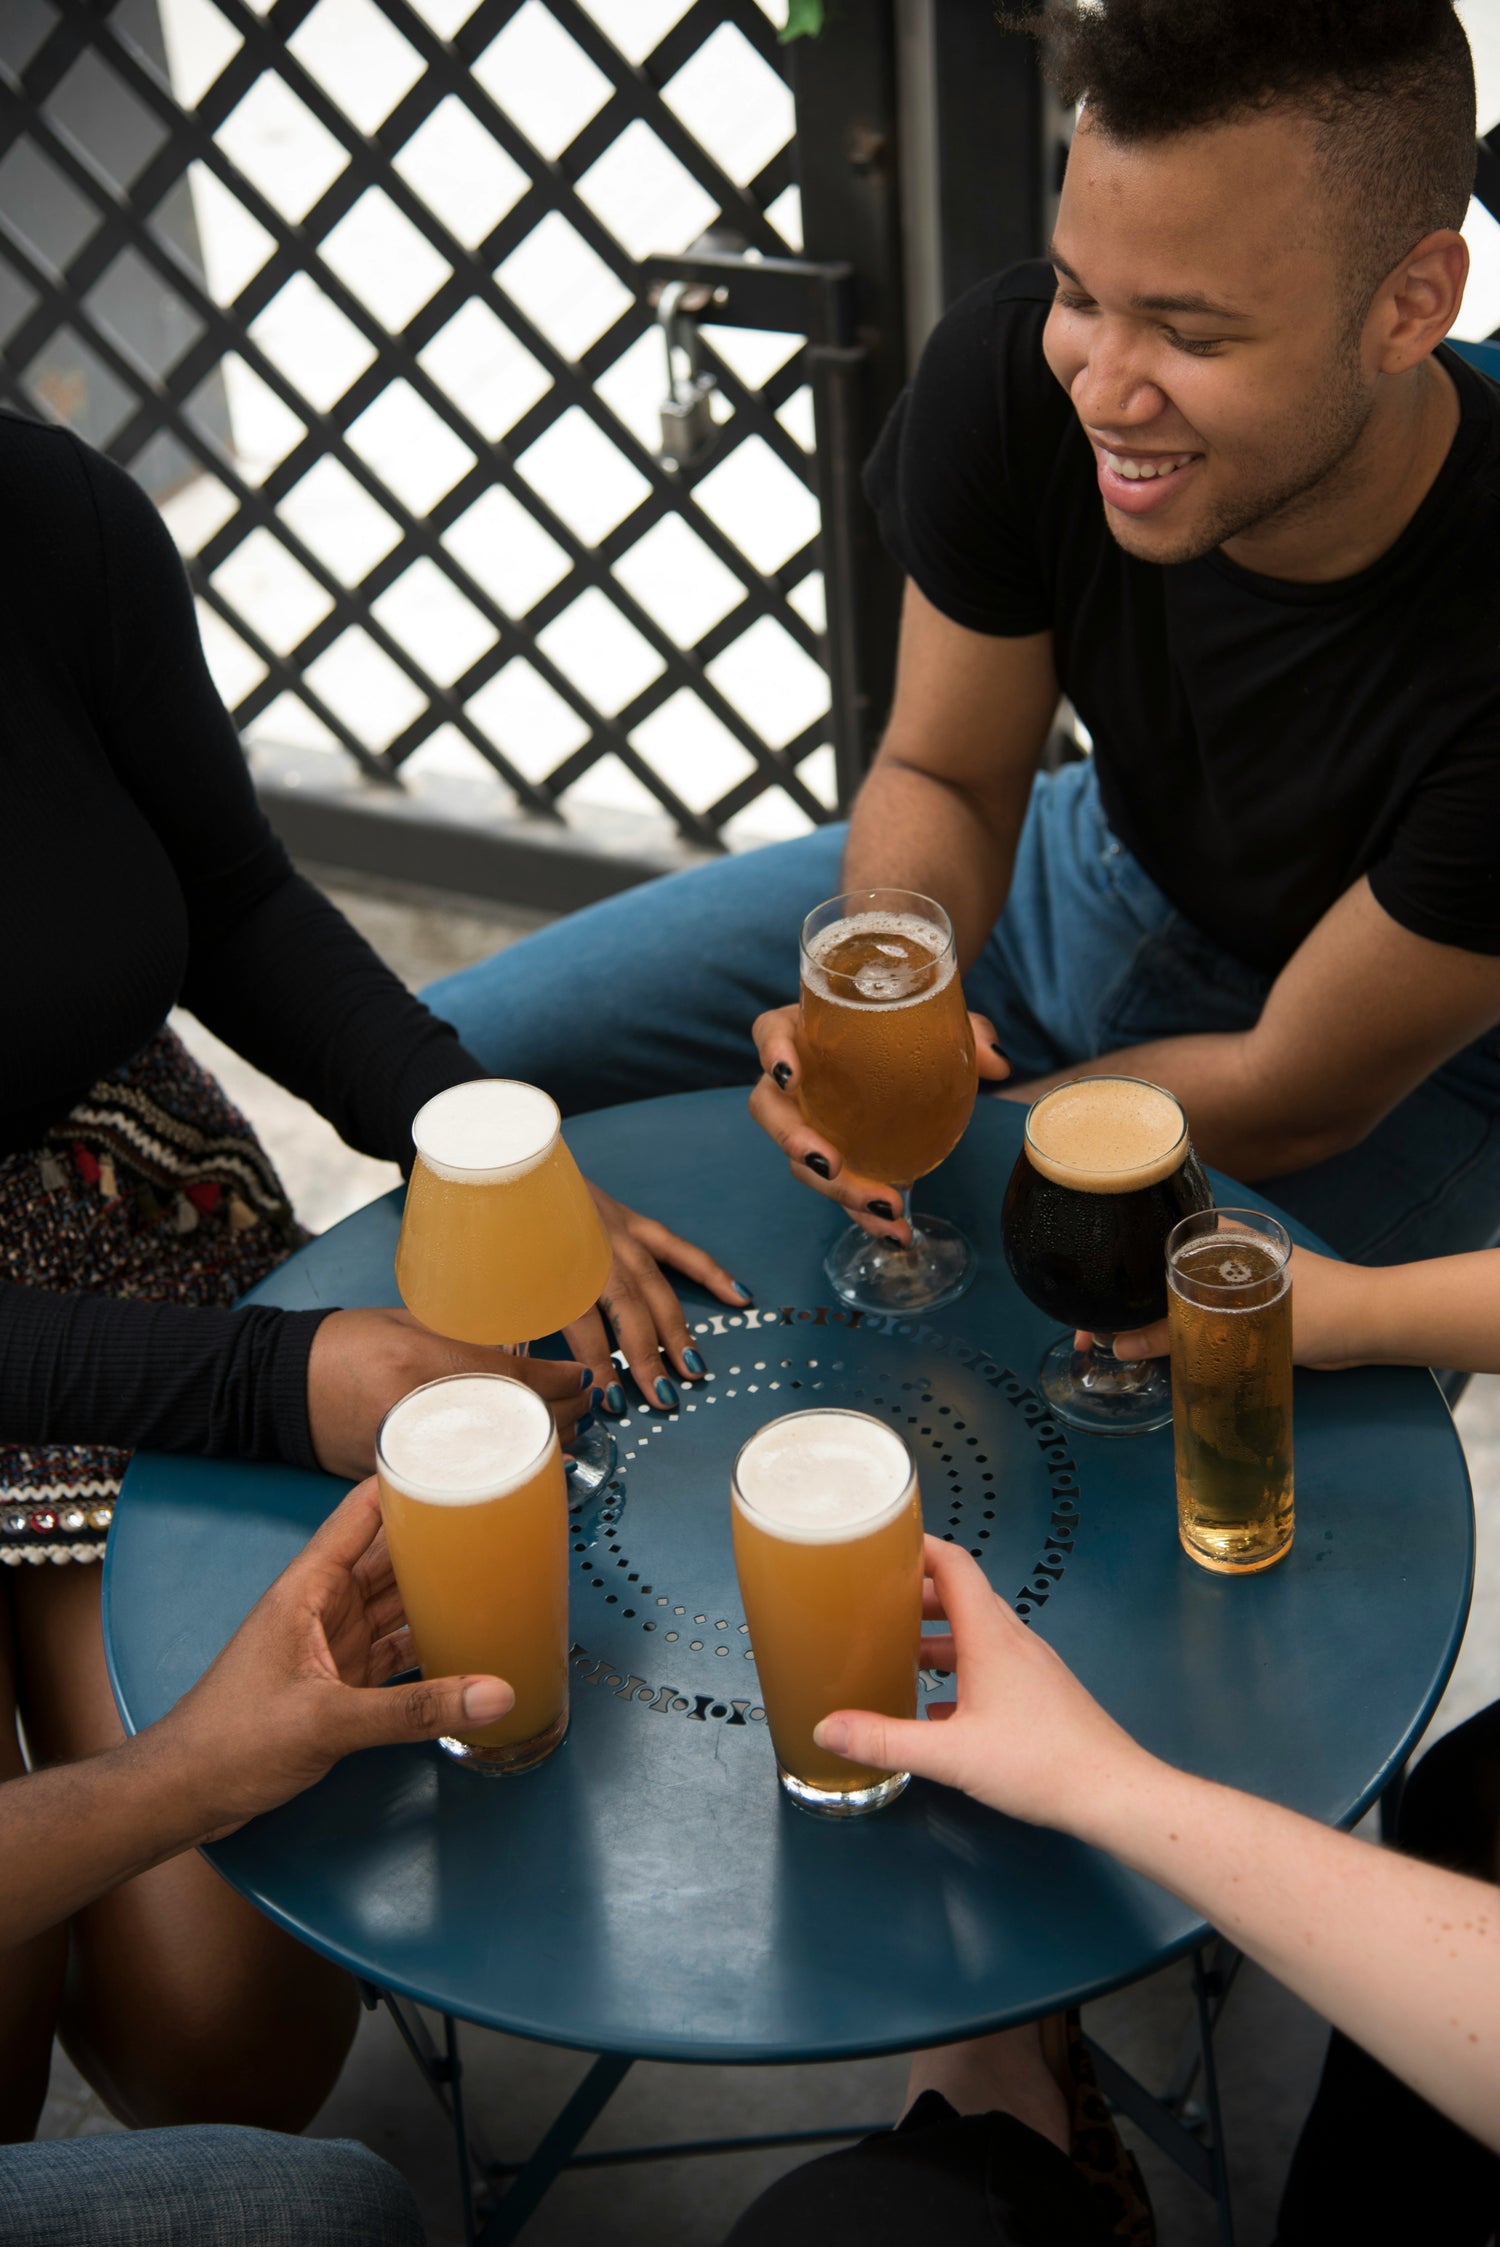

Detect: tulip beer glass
[1168, 1209, 1294, 1573]
[732, 1408, 924, 1817]
[1002, 1076, 1212, 1434]
[395, 1079, 614, 1491]
[798, 889, 978, 1314]
[376, 1374, 570, 1773]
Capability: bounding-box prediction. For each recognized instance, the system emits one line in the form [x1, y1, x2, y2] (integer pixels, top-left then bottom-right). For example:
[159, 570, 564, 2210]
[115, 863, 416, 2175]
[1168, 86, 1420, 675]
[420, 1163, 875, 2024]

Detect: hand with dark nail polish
[804, 1151, 832, 1180]
[578, 1365, 594, 1389]
[772, 1061, 793, 1090]
[605, 1383, 627, 1415]
[683, 1347, 707, 1375]
[866, 1199, 895, 1220]
[655, 1376, 680, 1409]
[731, 1280, 754, 1301]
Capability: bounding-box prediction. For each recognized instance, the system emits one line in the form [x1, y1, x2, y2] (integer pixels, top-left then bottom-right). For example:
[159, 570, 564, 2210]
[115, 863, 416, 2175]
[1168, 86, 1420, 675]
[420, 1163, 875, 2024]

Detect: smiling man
[430, 0, 1500, 1273]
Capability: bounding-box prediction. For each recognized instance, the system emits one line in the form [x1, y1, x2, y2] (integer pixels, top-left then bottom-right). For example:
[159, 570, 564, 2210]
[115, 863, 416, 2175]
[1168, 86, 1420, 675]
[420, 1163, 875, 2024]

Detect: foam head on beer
[1025, 1077, 1185, 1194]
[378, 1373, 554, 1503]
[411, 1079, 559, 1182]
[733, 1408, 915, 1541]
[802, 909, 954, 1009]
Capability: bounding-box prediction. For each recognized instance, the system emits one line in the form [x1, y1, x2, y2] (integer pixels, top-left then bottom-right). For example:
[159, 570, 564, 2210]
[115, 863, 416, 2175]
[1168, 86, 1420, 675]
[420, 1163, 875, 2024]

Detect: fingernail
[812, 1718, 849, 1754]
[773, 1061, 793, 1089]
[990, 1041, 1006, 1056]
[576, 1412, 596, 1435]
[565, 1457, 578, 1475]
[731, 1280, 754, 1302]
[578, 1365, 594, 1389]
[591, 1387, 605, 1410]
[605, 1383, 627, 1415]
[683, 1347, 707, 1375]
[865, 1199, 895, 1220]
[463, 1679, 512, 1724]
[803, 1151, 832, 1179]
[655, 1376, 680, 1409]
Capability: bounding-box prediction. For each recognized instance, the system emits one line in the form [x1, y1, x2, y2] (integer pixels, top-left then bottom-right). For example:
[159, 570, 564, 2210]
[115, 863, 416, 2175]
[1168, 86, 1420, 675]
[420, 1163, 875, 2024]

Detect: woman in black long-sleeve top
[0, 409, 743, 2138]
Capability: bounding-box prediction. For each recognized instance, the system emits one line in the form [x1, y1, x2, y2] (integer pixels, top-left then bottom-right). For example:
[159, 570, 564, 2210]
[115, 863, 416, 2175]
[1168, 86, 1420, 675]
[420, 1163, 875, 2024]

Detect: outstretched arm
[815, 1538, 1500, 2156]
[0, 1482, 509, 1951]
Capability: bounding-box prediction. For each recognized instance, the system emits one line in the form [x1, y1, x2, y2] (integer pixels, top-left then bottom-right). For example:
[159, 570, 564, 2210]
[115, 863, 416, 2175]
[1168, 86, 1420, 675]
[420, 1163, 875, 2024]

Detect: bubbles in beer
[378, 1374, 554, 1504]
[804, 912, 954, 1010]
[734, 1408, 915, 1542]
[412, 1080, 559, 1181]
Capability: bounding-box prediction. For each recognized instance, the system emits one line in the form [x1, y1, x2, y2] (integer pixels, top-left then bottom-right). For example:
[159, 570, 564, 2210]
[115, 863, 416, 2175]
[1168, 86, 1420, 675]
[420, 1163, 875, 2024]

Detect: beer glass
[798, 889, 978, 1314]
[376, 1373, 570, 1773]
[731, 1408, 924, 1817]
[1168, 1209, 1294, 1573]
[1002, 1076, 1212, 1435]
[396, 1079, 615, 1493]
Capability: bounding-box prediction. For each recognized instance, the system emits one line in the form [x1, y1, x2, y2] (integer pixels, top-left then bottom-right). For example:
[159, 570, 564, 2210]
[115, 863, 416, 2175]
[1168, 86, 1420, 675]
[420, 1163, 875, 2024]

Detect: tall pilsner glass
[395, 1080, 615, 1495]
[798, 889, 978, 1314]
[1002, 1076, 1212, 1435]
[377, 1374, 569, 1774]
[732, 1409, 923, 1817]
[1168, 1209, 1294, 1573]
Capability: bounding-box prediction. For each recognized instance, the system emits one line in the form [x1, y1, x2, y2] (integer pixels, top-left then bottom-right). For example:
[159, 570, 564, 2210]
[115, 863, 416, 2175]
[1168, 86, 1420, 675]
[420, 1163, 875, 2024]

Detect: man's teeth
[1102, 451, 1194, 482]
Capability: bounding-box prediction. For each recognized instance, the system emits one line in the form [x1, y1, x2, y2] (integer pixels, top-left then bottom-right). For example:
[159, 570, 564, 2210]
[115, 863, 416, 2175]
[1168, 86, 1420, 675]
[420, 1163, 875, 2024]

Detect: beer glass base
[824, 1214, 976, 1315]
[1180, 1526, 1294, 1574]
[566, 1421, 618, 1505]
[777, 1763, 911, 1817]
[439, 1706, 569, 1775]
[1037, 1333, 1175, 1435]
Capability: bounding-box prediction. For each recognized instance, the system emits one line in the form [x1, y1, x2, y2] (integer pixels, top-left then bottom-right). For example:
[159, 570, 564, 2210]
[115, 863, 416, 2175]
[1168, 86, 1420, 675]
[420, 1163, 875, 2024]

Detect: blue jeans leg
[0, 2127, 425, 2247]
[423, 827, 847, 1116]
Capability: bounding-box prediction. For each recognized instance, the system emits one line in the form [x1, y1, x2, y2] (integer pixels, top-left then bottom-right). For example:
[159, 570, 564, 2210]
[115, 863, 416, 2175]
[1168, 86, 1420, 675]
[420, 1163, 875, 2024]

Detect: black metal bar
[445, 2013, 477, 2247]
[1082, 2034, 1218, 2197]
[475, 2051, 635, 2247]
[1192, 1947, 1238, 2247]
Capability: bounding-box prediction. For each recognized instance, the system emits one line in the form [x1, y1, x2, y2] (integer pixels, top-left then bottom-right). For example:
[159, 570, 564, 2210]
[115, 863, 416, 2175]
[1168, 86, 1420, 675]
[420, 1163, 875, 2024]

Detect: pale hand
[150, 1479, 513, 1839]
[1098, 1244, 1362, 1369]
[748, 1001, 1010, 1243]
[306, 1307, 591, 1480]
[812, 1535, 1148, 1836]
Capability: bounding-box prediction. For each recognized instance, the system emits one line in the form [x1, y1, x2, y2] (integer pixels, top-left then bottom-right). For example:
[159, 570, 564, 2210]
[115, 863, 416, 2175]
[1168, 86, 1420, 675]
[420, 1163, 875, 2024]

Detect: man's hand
[811, 1536, 1146, 1834]
[306, 1308, 590, 1479]
[566, 1182, 749, 1413]
[151, 1479, 513, 1838]
[1093, 1244, 1366, 1369]
[749, 1004, 1010, 1241]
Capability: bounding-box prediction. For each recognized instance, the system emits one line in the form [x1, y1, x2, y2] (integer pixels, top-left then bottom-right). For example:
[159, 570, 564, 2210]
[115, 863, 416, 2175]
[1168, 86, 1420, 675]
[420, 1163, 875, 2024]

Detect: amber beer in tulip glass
[798, 889, 977, 1315]
[732, 1409, 924, 1817]
[376, 1374, 569, 1774]
[1168, 1209, 1294, 1574]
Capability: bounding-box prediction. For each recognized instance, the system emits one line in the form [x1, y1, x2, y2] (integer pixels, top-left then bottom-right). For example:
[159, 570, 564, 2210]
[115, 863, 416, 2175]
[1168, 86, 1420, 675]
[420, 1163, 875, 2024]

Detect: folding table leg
[475, 2051, 636, 2247]
[1191, 1948, 1236, 2247]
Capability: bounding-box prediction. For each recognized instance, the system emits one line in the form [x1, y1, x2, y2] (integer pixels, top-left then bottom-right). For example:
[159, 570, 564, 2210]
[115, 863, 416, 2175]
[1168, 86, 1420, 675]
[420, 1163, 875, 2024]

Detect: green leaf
[780, 0, 825, 39]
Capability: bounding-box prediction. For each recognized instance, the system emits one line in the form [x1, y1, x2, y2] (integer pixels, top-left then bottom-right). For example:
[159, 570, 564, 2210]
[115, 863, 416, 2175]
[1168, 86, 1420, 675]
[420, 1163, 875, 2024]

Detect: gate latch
[657, 281, 718, 470]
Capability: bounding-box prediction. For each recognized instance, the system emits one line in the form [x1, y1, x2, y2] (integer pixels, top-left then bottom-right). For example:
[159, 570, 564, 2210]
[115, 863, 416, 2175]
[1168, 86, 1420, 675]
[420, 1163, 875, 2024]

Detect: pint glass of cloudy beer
[1168, 1210, 1294, 1574]
[798, 888, 977, 1315]
[732, 1409, 923, 1817]
[377, 1374, 570, 1773]
[1002, 1077, 1212, 1435]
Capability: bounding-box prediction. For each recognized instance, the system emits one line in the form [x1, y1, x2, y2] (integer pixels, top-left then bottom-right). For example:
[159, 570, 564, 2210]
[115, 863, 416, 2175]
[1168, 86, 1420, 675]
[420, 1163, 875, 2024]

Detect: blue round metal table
[103, 1089, 1473, 2242]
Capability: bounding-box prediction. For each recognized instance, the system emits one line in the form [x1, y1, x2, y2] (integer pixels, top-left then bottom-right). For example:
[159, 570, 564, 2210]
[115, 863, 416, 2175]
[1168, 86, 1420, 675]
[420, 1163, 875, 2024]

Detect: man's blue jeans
[0, 2126, 424, 2246]
[425, 759, 1500, 1265]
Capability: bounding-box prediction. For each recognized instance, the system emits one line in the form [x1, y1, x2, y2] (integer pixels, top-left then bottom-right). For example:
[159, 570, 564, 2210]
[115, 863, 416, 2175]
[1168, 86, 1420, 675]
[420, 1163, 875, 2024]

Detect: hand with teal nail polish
[683, 1347, 708, 1376]
[654, 1376, 680, 1410]
[560, 1180, 746, 1423]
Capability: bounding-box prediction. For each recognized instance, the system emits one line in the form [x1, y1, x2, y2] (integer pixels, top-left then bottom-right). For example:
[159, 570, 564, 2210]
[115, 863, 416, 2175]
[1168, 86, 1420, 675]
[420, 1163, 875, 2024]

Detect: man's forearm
[842, 757, 1021, 972]
[1002, 1032, 1358, 1179]
[1078, 1755, 1500, 2155]
[0, 1727, 213, 1951]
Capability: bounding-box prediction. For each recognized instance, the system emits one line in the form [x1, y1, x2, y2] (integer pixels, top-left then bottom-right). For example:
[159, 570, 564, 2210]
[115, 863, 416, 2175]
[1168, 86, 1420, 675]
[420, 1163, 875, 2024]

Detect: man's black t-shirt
[864, 260, 1500, 977]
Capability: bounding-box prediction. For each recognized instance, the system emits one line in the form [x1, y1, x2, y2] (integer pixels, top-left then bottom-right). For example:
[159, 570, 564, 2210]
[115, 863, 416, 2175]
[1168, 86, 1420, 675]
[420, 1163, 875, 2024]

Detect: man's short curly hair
[1020, 1, 1476, 303]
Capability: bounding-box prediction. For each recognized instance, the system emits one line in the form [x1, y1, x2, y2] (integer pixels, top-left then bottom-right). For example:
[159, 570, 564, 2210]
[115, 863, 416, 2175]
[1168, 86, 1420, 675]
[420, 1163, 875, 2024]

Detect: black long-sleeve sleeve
[0, 413, 491, 1466]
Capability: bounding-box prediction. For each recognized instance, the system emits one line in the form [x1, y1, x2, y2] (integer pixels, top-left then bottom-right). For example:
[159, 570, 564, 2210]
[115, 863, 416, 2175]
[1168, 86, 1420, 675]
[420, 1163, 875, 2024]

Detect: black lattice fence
[0, 0, 857, 879]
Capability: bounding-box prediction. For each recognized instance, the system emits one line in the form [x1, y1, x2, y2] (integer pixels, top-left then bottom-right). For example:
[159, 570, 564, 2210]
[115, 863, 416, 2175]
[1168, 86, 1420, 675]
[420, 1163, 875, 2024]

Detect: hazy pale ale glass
[1002, 1077, 1212, 1435]
[732, 1408, 923, 1818]
[798, 889, 978, 1316]
[1168, 1210, 1294, 1574]
[377, 1374, 569, 1773]
[396, 1081, 610, 1344]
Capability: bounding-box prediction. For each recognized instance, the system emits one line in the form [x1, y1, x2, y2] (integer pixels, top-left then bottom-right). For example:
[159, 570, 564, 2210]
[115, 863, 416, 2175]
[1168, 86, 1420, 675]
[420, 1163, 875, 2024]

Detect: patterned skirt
[1, 1026, 304, 1567]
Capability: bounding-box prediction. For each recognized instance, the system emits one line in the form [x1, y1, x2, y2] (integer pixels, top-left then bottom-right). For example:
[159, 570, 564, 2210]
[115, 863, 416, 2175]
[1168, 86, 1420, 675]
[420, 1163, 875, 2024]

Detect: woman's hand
[155, 1478, 514, 1836]
[748, 1001, 1010, 1244]
[306, 1307, 591, 1480]
[1089, 1244, 1367, 1370]
[812, 1535, 1149, 1836]
[567, 1182, 751, 1414]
